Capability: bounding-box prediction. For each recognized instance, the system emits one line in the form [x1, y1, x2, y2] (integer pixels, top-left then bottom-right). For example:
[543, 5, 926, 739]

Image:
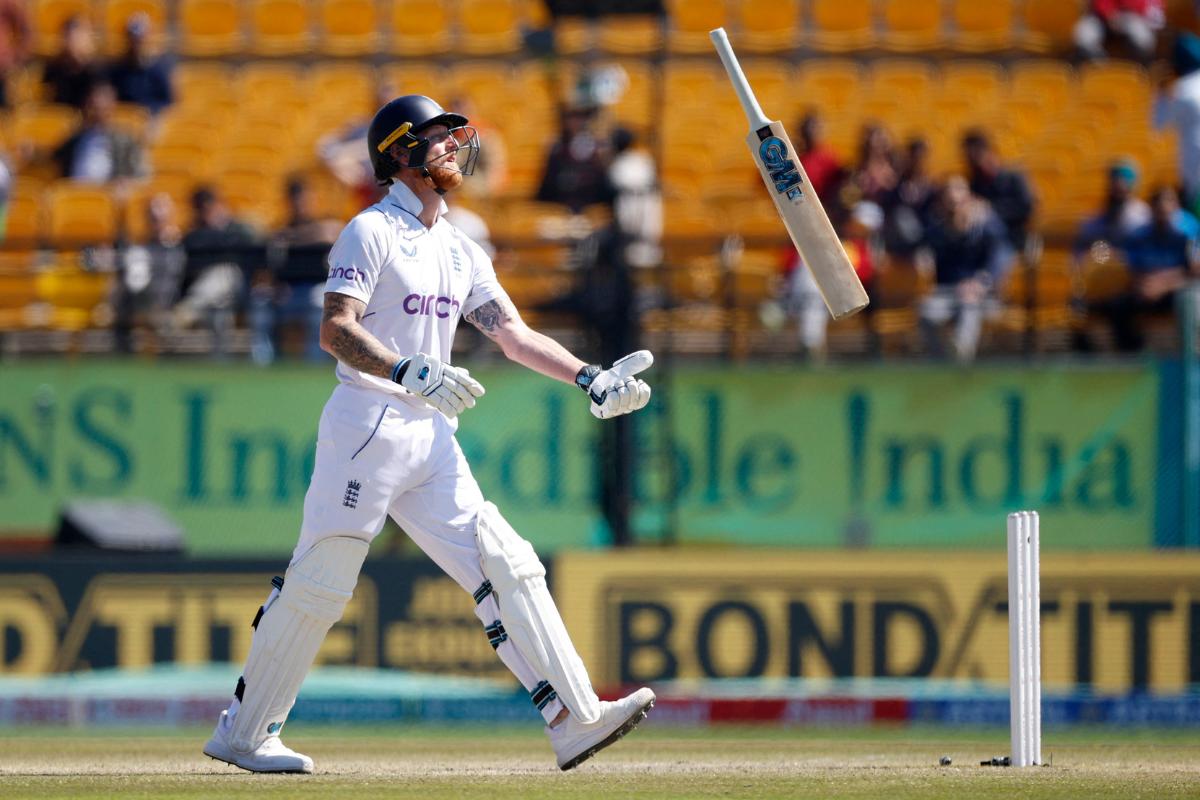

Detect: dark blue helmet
[367, 95, 475, 184]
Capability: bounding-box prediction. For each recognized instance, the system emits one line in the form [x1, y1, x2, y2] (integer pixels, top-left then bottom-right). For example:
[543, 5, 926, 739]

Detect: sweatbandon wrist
[574, 364, 601, 393]
[391, 358, 411, 383]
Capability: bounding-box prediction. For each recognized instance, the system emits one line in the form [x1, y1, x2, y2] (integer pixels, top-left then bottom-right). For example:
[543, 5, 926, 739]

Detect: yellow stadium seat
[111, 102, 150, 139]
[36, 265, 115, 331]
[309, 64, 375, 118]
[596, 14, 663, 55]
[880, 0, 943, 52]
[938, 60, 1007, 105]
[794, 59, 864, 116]
[383, 62, 443, 98]
[216, 167, 282, 229]
[391, 0, 452, 55]
[809, 0, 875, 52]
[150, 141, 215, 180]
[552, 16, 593, 55]
[12, 104, 79, 152]
[950, 0, 1013, 52]
[30, 0, 93, 57]
[248, 0, 313, 55]
[458, 0, 521, 55]
[1020, 0, 1084, 54]
[666, 0, 727, 54]
[867, 59, 936, 109]
[318, 0, 380, 55]
[1009, 60, 1075, 113]
[173, 62, 236, 111]
[45, 183, 119, 247]
[733, 0, 800, 53]
[663, 60, 726, 111]
[4, 188, 45, 248]
[237, 63, 309, 114]
[178, 0, 242, 56]
[1079, 62, 1150, 110]
[0, 271, 41, 330]
[101, 0, 168, 55]
[740, 58, 797, 121]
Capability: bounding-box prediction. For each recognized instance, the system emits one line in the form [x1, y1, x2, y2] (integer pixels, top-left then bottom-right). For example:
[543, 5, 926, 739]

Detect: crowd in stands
[1, 1, 1199, 363]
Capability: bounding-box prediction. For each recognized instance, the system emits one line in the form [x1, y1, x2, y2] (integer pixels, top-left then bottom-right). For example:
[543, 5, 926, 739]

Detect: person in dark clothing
[41, 14, 101, 109]
[882, 136, 940, 260]
[52, 80, 147, 183]
[249, 175, 340, 364]
[918, 176, 1015, 361]
[107, 13, 174, 115]
[535, 105, 614, 213]
[113, 192, 185, 352]
[962, 129, 1035, 252]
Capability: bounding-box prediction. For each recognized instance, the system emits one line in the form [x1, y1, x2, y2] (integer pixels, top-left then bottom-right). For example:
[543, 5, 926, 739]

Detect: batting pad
[476, 503, 601, 724]
[228, 536, 369, 752]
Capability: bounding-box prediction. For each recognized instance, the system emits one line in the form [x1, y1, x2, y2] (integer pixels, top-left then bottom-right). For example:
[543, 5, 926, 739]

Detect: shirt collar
[386, 180, 448, 223]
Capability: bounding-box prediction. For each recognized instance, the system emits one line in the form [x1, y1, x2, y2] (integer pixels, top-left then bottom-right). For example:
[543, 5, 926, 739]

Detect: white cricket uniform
[294, 180, 565, 723]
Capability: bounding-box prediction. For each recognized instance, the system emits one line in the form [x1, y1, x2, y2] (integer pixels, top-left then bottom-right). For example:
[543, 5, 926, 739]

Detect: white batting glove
[393, 352, 485, 418]
[575, 350, 653, 420]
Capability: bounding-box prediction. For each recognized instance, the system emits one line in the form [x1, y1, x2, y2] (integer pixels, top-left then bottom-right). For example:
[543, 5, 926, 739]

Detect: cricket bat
[710, 28, 869, 319]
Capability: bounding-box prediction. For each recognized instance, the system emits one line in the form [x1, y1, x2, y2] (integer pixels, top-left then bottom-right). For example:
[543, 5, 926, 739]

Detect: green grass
[1, 724, 1198, 799]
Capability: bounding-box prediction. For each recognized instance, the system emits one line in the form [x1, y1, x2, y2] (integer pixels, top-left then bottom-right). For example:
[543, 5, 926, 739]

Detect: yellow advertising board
[555, 551, 1200, 693]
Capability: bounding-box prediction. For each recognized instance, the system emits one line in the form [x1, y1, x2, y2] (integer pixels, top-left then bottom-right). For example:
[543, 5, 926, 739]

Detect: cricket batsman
[203, 95, 655, 773]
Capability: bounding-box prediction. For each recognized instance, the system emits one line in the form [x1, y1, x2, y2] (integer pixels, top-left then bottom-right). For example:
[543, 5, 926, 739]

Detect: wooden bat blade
[747, 121, 869, 319]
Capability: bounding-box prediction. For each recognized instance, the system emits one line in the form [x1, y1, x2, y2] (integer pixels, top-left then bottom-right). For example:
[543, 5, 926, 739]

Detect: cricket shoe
[548, 687, 655, 771]
[203, 710, 313, 774]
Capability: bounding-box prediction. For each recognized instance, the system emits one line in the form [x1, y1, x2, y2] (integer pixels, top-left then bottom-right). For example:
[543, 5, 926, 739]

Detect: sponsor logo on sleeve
[328, 263, 367, 282]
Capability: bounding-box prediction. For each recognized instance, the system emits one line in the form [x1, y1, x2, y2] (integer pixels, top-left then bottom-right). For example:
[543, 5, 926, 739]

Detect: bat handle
[709, 27, 769, 129]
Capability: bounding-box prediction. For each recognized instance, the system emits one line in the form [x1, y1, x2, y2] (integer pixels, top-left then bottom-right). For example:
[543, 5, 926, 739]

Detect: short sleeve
[460, 236, 508, 316]
[324, 214, 386, 304]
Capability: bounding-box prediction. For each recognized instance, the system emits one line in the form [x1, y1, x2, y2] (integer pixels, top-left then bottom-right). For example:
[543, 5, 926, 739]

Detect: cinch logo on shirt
[403, 293, 461, 318]
[328, 264, 367, 282]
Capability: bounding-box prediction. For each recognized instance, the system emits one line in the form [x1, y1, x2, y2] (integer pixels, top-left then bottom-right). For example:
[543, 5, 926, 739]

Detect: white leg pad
[476, 502, 601, 724]
[228, 535, 369, 752]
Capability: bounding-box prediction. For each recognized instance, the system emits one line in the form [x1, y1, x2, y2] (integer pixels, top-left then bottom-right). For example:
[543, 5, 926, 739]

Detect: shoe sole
[203, 746, 312, 775]
[558, 697, 655, 772]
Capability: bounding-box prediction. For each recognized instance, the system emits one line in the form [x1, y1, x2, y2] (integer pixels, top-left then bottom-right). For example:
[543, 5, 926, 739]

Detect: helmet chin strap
[420, 167, 448, 196]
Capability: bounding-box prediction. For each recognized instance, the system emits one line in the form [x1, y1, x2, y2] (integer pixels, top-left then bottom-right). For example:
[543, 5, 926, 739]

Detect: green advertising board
[0, 360, 1157, 554]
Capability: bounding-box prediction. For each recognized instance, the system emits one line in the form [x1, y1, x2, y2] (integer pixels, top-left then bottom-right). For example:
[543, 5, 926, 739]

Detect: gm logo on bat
[759, 136, 804, 202]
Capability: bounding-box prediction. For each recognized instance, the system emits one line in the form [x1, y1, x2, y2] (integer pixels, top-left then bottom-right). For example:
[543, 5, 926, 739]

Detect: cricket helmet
[367, 95, 478, 185]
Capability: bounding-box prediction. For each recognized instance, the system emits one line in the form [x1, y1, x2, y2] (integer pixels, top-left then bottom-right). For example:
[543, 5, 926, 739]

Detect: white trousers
[295, 382, 566, 723]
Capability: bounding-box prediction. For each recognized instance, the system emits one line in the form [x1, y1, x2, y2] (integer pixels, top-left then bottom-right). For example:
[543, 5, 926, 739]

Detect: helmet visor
[422, 125, 480, 176]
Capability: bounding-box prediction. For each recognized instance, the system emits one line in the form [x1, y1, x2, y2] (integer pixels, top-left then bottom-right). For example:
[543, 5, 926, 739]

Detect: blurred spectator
[608, 126, 661, 268]
[107, 13, 174, 115]
[113, 192, 185, 352]
[1074, 0, 1164, 63]
[785, 201, 882, 361]
[41, 14, 101, 108]
[249, 175, 339, 364]
[52, 80, 147, 183]
[1073, 159, 1152, 262]
[535, 105, 614, 213]
[882, 137, 940, 260]
[0, 0, 29, 108]
[796, 111, 845, 203]
[1094, 185, 1200, 351]
[174, 186, 259, 358]
[918, 176, 1015, 362]
[962, 129, 1035, 252]
[1154, 32, 1200, 214]
[845, 123, 900, 208]
[318, 80, 394, 209]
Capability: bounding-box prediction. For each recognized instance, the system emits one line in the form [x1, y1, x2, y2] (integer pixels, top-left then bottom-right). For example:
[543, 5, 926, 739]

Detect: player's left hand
[578, 351, 653, 420]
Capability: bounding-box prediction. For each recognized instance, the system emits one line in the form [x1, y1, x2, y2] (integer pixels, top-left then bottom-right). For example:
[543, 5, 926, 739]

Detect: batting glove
[575, 350, 653, 420]
[393, 352, 485, 418]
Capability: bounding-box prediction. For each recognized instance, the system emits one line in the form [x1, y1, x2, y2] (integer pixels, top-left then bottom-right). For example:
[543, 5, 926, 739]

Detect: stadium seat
[309, 64, 376, 120]
[794, 59, 863, 115]
[1009, 60, 1075, 113]
[4, 188, 45, 248]
[111, 103, 149, 139]
[867, 59, 936, 111]
[318, 0, 381, 56]
[809, 0, 875, 52]
[11, 104, 80, 153]
[178, 0, 243, 56]
[0, 272, 40, 330]
[101, 0, 168, 55]
[173, 62, 236, 110]
[150, 141, 215, 180]
[1020, 0, 1084, 54]
[879, 0, 943, 53]
[938, 60, 1007, 106]
[248, 0, 313, 55]
[732, 0, 800, 53]
[663, 61, 726, 113]
[740, 58, 798, 123]
[949, 0, 1014, 52]
[45, 184, 119, 247]
[596, 14, 663, 55]
[458, 0, 522, 55]
[1079, 62, 1151, 114]
[30, 0, 93, 57]
[391, 0, 453, 55]
[384, 62, 444, 99]
[237, 63, 309, 116]
[666, 0, 727, 54]
[35, 264, 114, 331]
[550, 15, 592, 55]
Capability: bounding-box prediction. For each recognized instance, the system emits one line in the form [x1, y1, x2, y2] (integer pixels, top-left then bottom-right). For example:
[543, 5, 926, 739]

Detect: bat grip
[709, 28, 769, 129]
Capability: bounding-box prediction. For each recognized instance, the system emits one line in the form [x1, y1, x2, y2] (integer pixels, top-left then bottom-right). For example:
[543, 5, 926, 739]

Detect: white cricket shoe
[203, 710, 314, 774]
[548, 687, 655, 771]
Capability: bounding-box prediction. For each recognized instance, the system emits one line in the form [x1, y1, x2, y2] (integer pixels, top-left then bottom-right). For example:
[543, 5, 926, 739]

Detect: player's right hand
[395, 352, 485, 418]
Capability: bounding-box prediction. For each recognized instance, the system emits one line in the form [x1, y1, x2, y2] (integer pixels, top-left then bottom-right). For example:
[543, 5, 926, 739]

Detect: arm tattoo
[465, 297, 518, 341]
[322, 293, 400, 380]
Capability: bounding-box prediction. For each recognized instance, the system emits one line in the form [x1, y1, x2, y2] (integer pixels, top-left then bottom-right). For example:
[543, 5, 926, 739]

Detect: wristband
[391, 357, 411, 384]
[575, 364, 601, 393]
